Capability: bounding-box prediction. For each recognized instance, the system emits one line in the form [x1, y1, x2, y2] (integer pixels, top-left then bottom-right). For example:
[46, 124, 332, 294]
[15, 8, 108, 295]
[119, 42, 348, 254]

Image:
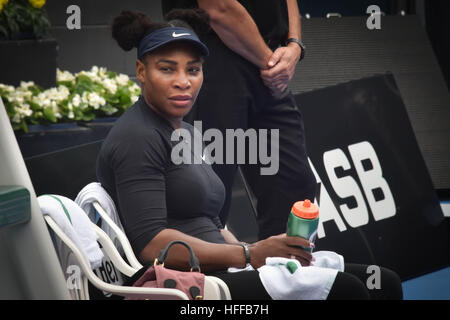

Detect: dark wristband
[239, 242, 251, 266]
[285, 38, 305, 61]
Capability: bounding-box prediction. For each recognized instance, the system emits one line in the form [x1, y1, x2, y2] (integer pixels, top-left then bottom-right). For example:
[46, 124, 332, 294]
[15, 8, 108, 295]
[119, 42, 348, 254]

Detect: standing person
[162, 1, 316, 240]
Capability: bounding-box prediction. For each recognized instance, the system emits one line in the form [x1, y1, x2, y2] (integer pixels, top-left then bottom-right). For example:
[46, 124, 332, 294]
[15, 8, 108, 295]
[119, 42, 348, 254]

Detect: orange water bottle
[286, 199, 319, 252]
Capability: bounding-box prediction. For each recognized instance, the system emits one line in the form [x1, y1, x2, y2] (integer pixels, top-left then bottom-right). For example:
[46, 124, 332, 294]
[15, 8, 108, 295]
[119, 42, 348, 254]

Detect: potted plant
[0, 0, 50, 40]
[1, 66, 141, 158]
[0, 0, 56, 88]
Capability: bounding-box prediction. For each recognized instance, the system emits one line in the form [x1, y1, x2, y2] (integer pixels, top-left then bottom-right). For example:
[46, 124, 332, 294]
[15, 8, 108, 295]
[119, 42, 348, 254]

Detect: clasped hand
[260, 43, 301, 97]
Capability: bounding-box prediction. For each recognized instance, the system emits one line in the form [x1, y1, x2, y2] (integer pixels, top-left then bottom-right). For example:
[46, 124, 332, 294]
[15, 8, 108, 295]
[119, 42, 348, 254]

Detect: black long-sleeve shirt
[96, 96, 226, 256]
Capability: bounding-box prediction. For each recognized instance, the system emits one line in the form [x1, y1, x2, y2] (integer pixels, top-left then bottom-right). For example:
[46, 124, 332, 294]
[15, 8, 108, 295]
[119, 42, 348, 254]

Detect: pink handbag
[125, 240, 205, 300]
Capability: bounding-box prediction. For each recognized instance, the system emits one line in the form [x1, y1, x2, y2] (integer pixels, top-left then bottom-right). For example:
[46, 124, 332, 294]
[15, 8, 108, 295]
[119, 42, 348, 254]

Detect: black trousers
[208, 263, 403, 300]
[186, 33, 316, 239]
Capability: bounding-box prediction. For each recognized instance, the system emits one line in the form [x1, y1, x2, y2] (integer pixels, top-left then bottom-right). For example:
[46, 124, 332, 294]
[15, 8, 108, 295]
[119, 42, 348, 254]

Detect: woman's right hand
[249, 233, 314, 269]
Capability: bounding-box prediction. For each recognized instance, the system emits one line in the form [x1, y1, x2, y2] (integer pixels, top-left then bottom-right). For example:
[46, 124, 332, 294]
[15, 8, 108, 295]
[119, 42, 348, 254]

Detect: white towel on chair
[258, 256, 340, 300]
[75, 182, 124, 254]
[38, 194, 103, 269]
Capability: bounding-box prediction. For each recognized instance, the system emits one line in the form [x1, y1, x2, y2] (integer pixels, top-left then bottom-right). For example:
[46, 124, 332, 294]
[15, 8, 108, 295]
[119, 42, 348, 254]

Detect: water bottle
[286, 199, 319, 252]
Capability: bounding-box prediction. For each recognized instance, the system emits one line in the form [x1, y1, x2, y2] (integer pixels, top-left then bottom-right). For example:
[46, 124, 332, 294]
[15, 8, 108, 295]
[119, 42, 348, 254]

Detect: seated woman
[96, 9, 403, 300]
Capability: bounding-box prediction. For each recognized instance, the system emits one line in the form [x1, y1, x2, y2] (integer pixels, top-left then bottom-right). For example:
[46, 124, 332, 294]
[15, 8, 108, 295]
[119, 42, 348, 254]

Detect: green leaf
[56, 80, 75, 90]
[74, 75, 95, 94]
[29, 101, 41, 111]
[73, 109, 84, 121]
[100, 103, 118, 116]
[81, 113, 95, 122]
[3, 101, 15, 114]
[106, 71, 117, 79]
[43, 106, 57, 123]
[104, 93, 120, 104]
[76, 74, 94, 85]
[21, 120, 28, 133]
[119, 94, 132, 106]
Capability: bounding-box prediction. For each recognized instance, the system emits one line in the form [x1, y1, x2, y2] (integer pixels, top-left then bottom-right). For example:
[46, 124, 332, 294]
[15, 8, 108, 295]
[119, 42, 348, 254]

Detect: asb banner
[296, 74, 450, 280]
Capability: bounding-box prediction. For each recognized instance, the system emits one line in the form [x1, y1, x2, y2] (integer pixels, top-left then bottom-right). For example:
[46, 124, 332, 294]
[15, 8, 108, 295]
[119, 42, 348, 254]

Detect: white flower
[57, 85, 70, 101]
[11, 93, 24, 104]
[46, 88, 58, 101]
[0, 84, 15, 93]
[130, 83, 141, 95]
[12, 113, 21, 123]
[49, 86, 70, 102]
[57, 69, 75, 82]
[78, 70, 101, 83]
[91, 66, 99, 74]
[115, 74, 130, 86]
[24, 104, 33, 117]
[20, 81, 35, 89]
[34, 93, 51, 108]
[18, 104, 33, 117]
[81, 92, 89, 104]
[131, 95, 139, 103]
[98, 97, 106, 107]
[99, 67, 108, 79]
[72, 94, 81, 107]
[103, 78, 117, 94]
[68, 103, 75, 119]
[87, 92, 106, 109]
[50, 100, 60, 116]
[21, 90, 32, 99]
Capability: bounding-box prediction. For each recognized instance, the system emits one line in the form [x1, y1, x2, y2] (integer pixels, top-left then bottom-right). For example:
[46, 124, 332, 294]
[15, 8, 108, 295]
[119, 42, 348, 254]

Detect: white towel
[228, 250, 344, 300]
[311, 250, 345, 272]
[258, 257, 339, 300]
[75, 182, 124, 255]
[38, 194, 103, 269]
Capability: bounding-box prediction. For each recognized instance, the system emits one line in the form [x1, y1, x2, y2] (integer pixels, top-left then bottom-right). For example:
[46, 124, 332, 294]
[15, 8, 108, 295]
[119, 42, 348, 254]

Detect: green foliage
[0, 0, 51, 40]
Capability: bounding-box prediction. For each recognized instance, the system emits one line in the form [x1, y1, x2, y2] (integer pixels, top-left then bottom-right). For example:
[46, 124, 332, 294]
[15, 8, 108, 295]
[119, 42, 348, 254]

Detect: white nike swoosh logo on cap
[172, 32, 191, 38]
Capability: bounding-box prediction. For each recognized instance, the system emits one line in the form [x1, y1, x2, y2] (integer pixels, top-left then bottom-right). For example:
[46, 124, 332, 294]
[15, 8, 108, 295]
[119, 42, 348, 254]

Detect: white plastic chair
[45, 215, 189, 300]
[92, 202, 142, 270]
[91, 201, 232, 300]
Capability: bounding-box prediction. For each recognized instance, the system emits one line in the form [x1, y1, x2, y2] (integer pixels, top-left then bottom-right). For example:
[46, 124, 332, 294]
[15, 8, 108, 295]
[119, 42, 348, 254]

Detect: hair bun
[165, 8, 211, 34]
[111, 10, 153, 51]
